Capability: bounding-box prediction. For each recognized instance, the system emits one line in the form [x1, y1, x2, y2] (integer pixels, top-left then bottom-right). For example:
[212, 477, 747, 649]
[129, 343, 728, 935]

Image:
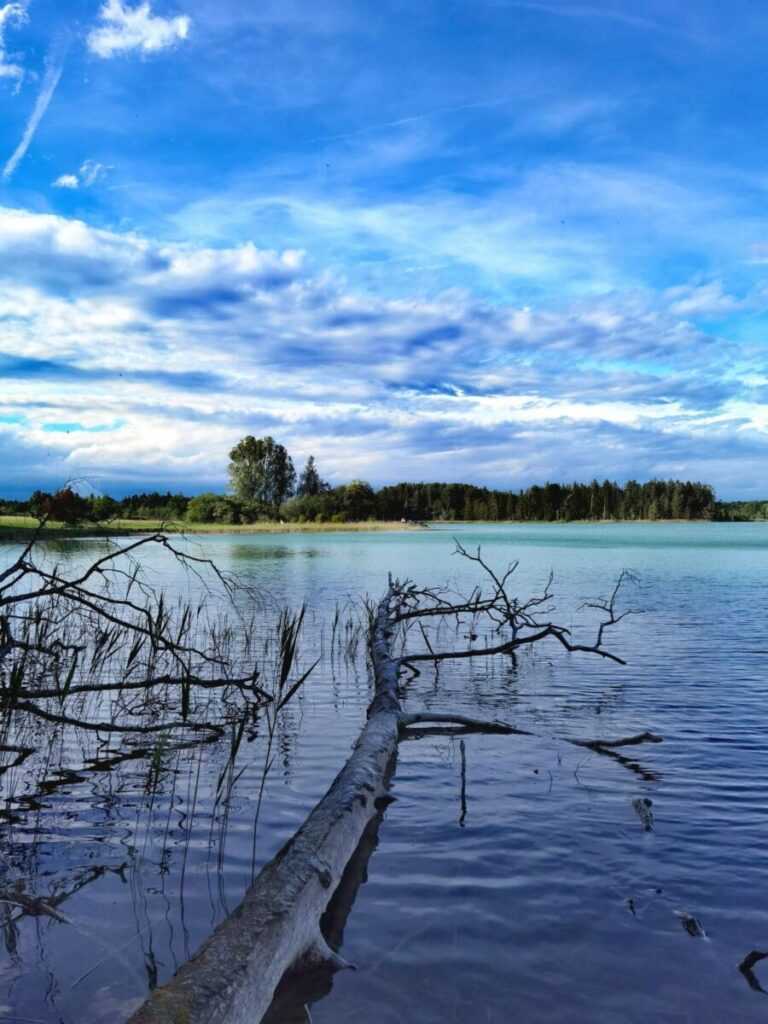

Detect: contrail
[311, 98, 509, 144]
[485, 0, 685, 38]
[3, 34, 69, 182]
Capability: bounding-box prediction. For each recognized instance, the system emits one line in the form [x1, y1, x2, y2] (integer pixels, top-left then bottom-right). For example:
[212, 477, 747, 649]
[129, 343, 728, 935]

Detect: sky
[1, 0, 768, 498]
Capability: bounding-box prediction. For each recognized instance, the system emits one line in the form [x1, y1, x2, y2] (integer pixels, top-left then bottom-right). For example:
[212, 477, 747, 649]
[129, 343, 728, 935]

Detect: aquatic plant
[0, 523, 318, 845]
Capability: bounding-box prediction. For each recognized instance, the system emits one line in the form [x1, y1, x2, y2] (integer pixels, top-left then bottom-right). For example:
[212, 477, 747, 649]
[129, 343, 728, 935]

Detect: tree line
[0, 478, 735, 524]
[376, 478, 719, 522]
[0, 486, 726, 532]
[1, 436, 760, 525]
[223, 437, 722, 522]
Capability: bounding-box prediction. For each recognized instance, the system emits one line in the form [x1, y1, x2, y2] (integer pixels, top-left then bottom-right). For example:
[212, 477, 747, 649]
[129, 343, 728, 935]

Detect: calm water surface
[2, 522, 767, 1022]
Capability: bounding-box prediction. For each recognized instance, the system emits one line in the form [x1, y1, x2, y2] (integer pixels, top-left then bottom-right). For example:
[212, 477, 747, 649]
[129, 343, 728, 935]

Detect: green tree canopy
[227, 435, 296, 513]
[187, 492, 240, 524]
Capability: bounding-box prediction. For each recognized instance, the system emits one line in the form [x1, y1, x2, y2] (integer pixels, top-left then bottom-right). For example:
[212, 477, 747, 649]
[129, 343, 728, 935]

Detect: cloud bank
[0, 205, 765, 498]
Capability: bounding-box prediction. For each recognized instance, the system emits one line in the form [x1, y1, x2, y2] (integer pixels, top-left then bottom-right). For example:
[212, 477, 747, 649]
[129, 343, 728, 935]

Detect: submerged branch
[8, 672, 272, 703]
[400, 712, 532, 735]
[570, 731, 663, 751]
[11, 700, 226, 738]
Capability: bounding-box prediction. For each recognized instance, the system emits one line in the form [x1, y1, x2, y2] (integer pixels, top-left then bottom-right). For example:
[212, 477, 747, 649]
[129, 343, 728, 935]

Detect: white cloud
[80, 160, 108, 186]
[53, 174, 80, 189]
[52, 160, 109, 190]
[665, 280, 739, 318]
[0, 2, 27, 88]
[87, 0, 190, 58]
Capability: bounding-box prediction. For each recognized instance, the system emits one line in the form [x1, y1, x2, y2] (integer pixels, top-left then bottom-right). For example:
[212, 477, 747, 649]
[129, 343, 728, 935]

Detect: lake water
[2, 522, 768, 1022]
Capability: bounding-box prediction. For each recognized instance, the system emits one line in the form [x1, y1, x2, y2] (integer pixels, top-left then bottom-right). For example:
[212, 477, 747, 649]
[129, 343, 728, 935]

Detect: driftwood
[129, 555, 643, 1024]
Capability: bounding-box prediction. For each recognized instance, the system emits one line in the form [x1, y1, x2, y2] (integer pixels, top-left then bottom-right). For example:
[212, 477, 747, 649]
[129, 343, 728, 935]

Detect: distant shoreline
[0, 515, 763, 541]
[0, 516, 424, 538]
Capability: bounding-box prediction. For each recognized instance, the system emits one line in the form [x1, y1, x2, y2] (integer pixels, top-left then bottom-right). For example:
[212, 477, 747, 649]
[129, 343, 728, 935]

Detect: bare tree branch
[387, 547, 634, 668]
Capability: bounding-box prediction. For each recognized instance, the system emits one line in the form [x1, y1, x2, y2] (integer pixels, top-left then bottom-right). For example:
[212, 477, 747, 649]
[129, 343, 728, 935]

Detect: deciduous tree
[227, 436, 296, 515]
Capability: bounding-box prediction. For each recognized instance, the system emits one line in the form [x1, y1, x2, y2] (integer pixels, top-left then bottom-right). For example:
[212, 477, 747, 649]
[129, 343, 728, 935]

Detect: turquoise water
[2, 522, 768, 1022]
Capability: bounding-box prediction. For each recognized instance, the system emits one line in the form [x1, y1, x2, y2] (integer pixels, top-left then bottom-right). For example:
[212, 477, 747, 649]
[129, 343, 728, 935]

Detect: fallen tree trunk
[262, 765, 396, 1022]
[128, 583, 403, 1023]
[129, 559, 643, 1024]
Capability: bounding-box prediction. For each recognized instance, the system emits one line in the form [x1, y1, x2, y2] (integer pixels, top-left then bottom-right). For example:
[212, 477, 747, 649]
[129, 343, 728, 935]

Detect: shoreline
[0, 515, 761, 541]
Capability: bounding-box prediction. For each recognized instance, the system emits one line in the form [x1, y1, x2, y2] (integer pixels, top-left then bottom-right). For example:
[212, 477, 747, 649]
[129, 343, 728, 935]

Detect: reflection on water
[1, 522, 768, 1022]
[226, 543, 328, 562]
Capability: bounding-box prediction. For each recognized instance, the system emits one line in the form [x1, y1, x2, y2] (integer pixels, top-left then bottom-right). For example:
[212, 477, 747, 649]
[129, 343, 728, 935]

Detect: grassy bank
[0, 516, 423, 539]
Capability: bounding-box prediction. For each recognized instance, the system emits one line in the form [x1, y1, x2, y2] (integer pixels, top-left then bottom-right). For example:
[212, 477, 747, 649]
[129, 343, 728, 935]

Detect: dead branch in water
[572, 731, 663, 750]
[130, 549, 644, 1024]
[394, 541, 635, 667]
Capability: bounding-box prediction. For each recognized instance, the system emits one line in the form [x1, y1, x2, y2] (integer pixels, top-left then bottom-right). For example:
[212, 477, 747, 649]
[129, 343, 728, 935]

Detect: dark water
[2, 522, 768, 1022]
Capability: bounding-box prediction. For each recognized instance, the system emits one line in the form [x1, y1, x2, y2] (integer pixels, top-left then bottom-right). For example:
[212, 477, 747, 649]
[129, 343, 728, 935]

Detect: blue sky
[1, 0, 767, 498]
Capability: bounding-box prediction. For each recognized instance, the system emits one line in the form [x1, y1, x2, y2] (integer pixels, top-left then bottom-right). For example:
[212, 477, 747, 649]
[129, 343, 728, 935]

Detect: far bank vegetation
[0, 435, 753, 527]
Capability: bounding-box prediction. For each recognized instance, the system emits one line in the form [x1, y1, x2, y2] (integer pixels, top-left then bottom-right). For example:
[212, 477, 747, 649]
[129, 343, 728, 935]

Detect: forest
[0, 477, 731, 524]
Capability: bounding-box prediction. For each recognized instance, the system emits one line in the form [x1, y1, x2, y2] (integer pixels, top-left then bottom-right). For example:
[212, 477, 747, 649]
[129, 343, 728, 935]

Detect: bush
[238, 499, 271, 523]
[186, 493, 240, 524]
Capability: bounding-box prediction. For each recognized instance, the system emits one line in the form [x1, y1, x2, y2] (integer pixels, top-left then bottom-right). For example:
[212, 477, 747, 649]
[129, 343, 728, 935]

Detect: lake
[1, 522, 767, 1022]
